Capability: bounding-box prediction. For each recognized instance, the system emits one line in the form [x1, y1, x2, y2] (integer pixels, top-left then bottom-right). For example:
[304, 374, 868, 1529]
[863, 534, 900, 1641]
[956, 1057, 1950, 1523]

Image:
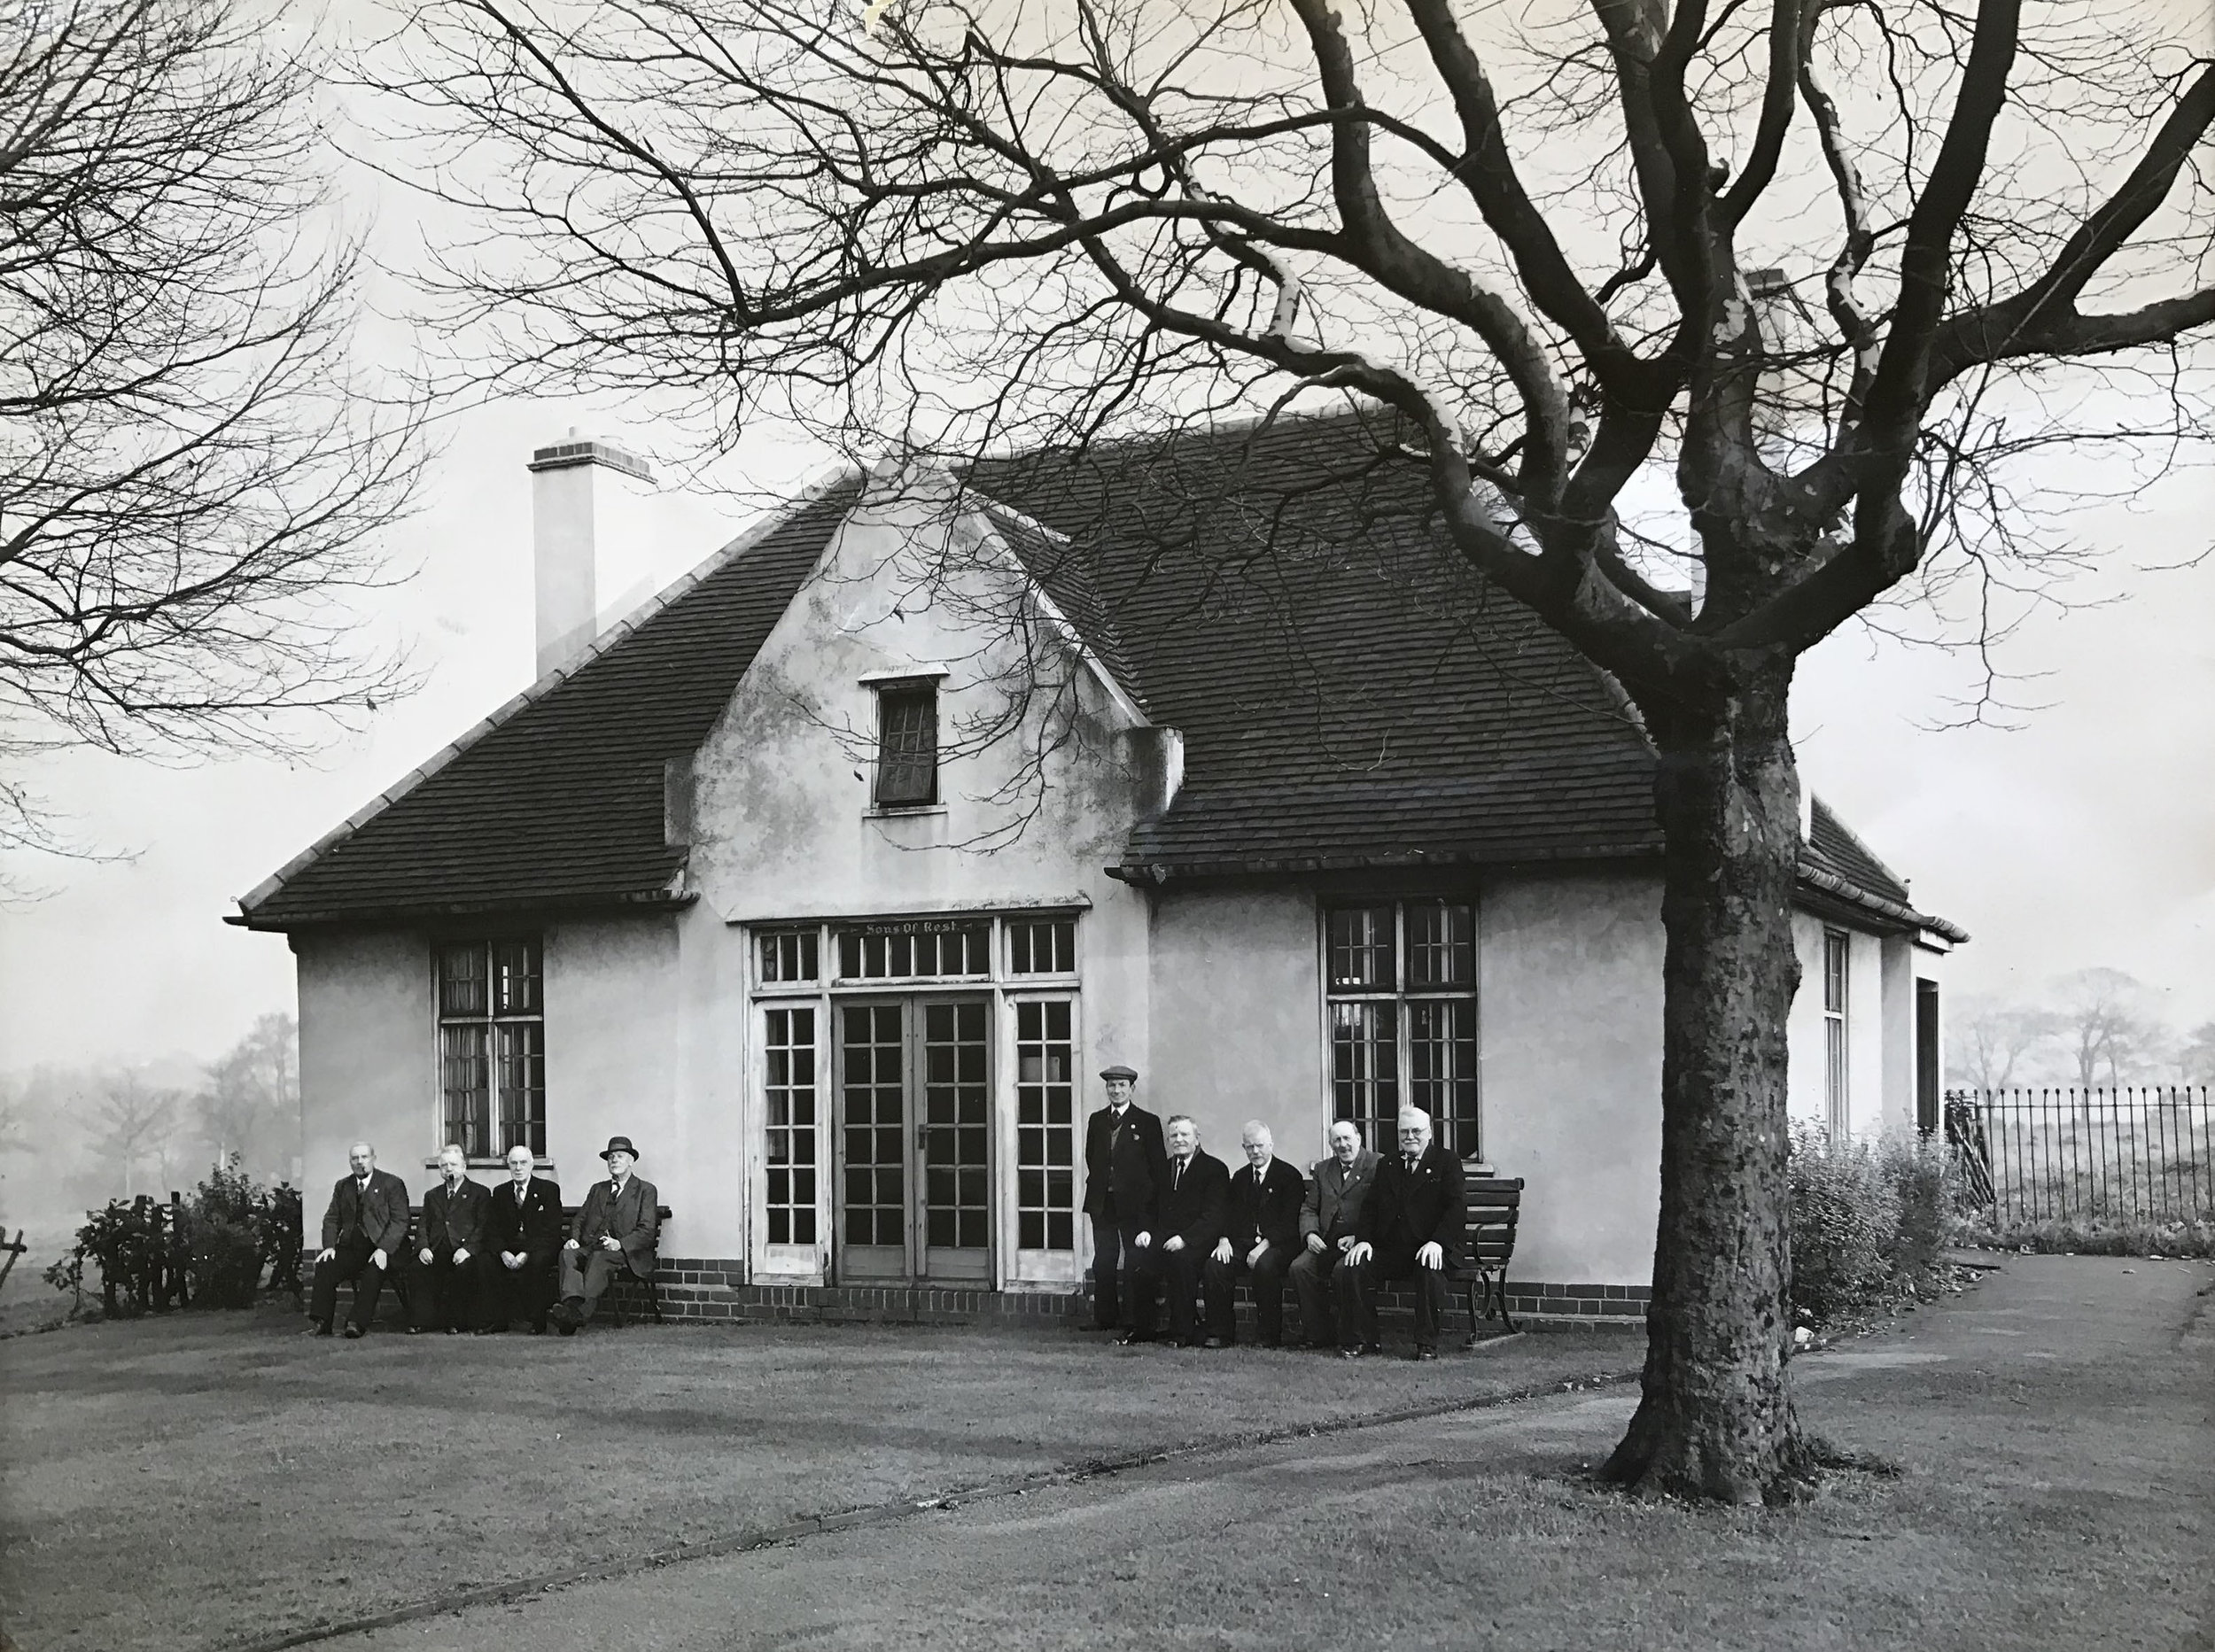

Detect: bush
[1955, 1214, 2215, 1259]
[185, 1213, 266, 1308]
[1789, 1127, 1900, 1323]
[1878, 1133, 1951, 1280]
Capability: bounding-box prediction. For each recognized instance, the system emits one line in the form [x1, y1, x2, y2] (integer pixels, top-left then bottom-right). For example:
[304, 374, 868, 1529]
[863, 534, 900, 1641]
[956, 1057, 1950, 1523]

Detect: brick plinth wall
[646, 1260, 1647, 1330]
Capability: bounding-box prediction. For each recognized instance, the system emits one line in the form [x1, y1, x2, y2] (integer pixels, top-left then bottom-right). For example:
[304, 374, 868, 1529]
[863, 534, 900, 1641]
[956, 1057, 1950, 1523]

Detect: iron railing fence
[1944, 1087, 2215, 1227]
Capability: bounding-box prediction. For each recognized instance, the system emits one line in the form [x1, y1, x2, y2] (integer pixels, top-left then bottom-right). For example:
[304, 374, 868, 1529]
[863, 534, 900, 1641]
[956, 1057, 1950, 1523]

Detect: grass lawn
[0, 1301, 1637, 1651]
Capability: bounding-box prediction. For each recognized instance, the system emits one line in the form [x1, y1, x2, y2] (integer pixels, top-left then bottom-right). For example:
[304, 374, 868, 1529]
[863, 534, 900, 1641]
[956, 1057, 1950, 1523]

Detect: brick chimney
[528, 432, 656, 678]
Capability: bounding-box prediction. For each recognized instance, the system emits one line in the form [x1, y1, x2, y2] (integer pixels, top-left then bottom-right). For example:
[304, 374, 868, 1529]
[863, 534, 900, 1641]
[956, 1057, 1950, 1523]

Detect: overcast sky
[3, 1, 2212, 1072]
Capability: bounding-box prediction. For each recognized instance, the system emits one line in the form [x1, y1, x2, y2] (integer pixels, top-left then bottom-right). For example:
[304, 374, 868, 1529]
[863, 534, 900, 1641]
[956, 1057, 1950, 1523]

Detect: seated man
[554, 1135, 660, 1333]
[414, 1143, 489, 1334]
[1122, 1115, 1227, 1348]
[1337, 1107, 1465, 1361]
[1288, 1119, 1380, 1349]
[478, 1144, 563, 1334]
[1203, 1120, 1305, 1348]
[307, 1142, 410, 1339]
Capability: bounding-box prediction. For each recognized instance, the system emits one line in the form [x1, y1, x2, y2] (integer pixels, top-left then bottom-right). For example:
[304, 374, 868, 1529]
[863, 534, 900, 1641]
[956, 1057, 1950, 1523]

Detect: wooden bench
[320, 1203, 672, 1328]
[1447, 1175, 1524, 1345]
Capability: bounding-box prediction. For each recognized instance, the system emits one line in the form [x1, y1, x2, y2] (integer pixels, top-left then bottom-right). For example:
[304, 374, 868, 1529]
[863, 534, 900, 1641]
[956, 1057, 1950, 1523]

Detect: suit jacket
[1083, 1103, 1169, 1224]
[1357, 1144, 1466, 1267]
[319, 1167, 411, 1254]
[483, 1175, 564, 1259]
[420, 1176, 489, 1255]
[571, 1175, 661, 1279]
[1301, 1148, 1381, 1245]
[1151, 1150, 1230, 1256]
[1225, 1157, 1307, 1256]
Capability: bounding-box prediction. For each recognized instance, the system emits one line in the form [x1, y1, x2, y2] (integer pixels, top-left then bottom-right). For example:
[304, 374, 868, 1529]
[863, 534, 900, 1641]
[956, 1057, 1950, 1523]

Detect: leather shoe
[1363, 1342, 1383, 1355]
[444, 1326, 462, 1336]
[1414, 1347, 1438, 1361]
[309, 1321, 333, 1338]
[1117, 1330, 1154, 1346]
[528, 1323, 547, 1335]
[1339, 1346, 1364, 1360]
[556, 1317, 577, 1338]
[475, 1324, 507, 1336]
[342, 1324, 364, 1339]
[1202, 1337, 1226, 1349]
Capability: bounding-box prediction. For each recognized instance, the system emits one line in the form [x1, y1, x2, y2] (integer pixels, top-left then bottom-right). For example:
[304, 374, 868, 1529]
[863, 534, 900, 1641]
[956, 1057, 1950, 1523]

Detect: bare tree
[0, 0, 426, 867]
[367, 0, 2215, 1500]
[2180, 1021, 2215, 1086]
[1955, 997, 2059, 1092]
[193, 1012, 299, 1180]
[85, 1072, 183, 1199]
[2051, 967, 2167, 1089]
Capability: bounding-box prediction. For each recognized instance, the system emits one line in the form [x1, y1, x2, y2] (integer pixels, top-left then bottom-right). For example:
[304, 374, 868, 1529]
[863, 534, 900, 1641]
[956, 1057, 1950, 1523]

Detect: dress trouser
[414, 1248, 479, 1330]
[1337, 1250, 1447, 1349]
[478, 1249, 556, 1329]
[558, 1246, 630, 1323]
[1089, 1209, 1146, 1329]
[309, 1235, 393, 1331]
[1203, 1246, 1295, 1345]
[1286, 1244, 1348, 1345]
[1131, 1243, 1206, 1344]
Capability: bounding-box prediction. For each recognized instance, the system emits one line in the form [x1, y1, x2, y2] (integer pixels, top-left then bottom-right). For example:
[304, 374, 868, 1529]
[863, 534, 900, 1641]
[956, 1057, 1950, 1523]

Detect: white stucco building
[233, 412, 1963, 1324]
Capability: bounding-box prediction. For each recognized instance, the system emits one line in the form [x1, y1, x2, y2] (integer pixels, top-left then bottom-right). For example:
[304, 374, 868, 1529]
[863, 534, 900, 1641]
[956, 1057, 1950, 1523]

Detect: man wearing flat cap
[1082, 1063, 1168, 1334]
[554, 1135, 660, 1333]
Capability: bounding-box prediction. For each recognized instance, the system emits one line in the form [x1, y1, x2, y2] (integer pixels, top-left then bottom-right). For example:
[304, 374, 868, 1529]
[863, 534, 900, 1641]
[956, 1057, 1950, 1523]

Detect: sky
[3, 2, 2213, 1073]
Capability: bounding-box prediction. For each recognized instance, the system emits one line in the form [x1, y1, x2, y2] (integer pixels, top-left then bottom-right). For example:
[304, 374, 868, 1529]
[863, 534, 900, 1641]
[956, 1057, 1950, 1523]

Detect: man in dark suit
[1203, 1121, 1306, 1348]
[308, 1142, 412, 1338]
[1339, 1108, 1465, 1360]
[1082, 1064, 1168, 1332]
[478, 1142, 563, 1334]
[1289, 1119, 1380, 1348]
[413, 1143, 490, 1334]
[1122, 1114, 1228, 1347]
[555, 1135, 660, 1333]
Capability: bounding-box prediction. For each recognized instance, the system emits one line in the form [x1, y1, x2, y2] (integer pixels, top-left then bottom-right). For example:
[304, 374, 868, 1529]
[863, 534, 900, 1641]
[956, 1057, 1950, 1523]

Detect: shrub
[185, 1213, 266, 1308]
[1955, 1214, 2215, 1259]
[1877, 1133, 1951, 1281]
[1788, 1126, 1900, 1323]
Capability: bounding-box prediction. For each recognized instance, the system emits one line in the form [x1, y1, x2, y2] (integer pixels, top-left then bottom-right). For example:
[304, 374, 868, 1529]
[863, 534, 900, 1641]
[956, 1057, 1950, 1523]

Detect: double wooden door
[835, 997, 992, 1282]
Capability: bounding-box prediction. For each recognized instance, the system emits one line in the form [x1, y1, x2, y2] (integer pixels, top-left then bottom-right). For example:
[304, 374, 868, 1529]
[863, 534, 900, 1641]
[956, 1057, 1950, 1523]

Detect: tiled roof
[1805, 795, 1910, 904]
[967, 411, 1664, 875]
[237, 407, 1955, 937]
[236, 483, 860, 928]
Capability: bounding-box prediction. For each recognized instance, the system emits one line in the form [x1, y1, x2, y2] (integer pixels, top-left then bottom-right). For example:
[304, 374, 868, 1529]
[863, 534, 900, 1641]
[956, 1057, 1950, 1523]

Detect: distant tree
[1955, 999, 2059, 1092]
[86, 1073, 184, 1199]
[2180, 1022, 2215, 1087]
[194, 1013, 299, 1181]
[0, 0, 424, 871]
[2051, 968, 2167, 1089]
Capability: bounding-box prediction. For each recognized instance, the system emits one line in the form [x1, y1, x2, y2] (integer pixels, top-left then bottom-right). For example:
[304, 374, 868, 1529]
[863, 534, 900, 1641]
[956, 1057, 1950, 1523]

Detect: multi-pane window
[764, 1006, 818, 1245]
[835, 922, 990, 981]
[758, 928, 820, 985]
[873, 681, 938, 806]
[1015, 999, 1076, 1250]
[1007, 916, 1076, 975]
[438, 939, 546, 1159]
[1823, 929, 1851, 1139]
[1325, 901, 1479, 1157]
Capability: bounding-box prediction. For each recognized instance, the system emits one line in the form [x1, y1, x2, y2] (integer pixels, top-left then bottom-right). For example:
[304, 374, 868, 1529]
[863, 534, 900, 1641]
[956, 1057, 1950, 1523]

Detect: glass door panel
[920, 999, 991, 1280]
[837, 1002, 907, 1279]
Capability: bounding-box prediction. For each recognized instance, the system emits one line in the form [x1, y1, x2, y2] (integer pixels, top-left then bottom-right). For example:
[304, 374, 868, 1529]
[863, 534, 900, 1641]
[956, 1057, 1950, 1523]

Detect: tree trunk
[1601, 657, 1809, 1503]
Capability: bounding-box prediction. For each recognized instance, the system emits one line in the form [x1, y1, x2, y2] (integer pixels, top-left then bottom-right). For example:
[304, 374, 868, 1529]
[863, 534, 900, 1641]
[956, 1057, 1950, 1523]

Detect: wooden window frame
[872, 679, 939, 808]
[436, 936, 547, 1161]
[1323, 899, 1480, 1160]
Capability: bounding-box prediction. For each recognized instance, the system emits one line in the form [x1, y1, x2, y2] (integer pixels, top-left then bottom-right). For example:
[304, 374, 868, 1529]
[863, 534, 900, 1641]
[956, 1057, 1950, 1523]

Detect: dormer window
[872, 679, 939, 807]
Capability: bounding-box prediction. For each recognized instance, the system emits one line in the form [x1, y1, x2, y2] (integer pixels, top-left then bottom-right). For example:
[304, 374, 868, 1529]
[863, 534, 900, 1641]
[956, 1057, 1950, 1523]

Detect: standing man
[555, 1135, 659, 1334]
[1081, 1064, 1167, 1333]
[1204, 1121, 1306, 1348]
[1123, 1115, 1228, 1347]
[307, 1142, 411, 1339]
[478, 1143, 563, 1335]
[1290, 1119, 1380, 1349]
[415, 1143, 489, 1334]
[1339, 1108, 1465, 1360]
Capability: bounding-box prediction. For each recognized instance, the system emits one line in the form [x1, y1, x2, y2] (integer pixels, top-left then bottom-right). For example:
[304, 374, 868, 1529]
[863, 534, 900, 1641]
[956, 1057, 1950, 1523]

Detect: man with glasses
[1338, 1108, 1465, 1361]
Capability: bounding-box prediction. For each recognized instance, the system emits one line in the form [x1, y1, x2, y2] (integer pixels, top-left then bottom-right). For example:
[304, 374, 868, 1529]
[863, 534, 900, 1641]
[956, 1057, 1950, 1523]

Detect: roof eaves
[234, 465, 858, 921]
[1108, 841, 1667, 883]
[225, 887, 698, 933]
[1796, 858, 1969, 943]
[968, 492, 1153, 725]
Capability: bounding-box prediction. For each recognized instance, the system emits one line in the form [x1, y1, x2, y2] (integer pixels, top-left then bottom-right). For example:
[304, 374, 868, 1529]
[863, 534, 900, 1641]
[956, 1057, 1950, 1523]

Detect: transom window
[1325, 900, 1480, 1159]
[758, 928, 820, 984]
[437, 938, 546, 1159]
[1007, 916, 1076, 975]
[835, 921, 991, 981]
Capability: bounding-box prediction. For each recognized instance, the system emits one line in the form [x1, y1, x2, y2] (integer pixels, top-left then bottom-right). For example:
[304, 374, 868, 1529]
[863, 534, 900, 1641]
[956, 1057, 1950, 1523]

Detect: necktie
[1405, 1155, 1418, 1174]
[1173, 1160, 1184, 1191]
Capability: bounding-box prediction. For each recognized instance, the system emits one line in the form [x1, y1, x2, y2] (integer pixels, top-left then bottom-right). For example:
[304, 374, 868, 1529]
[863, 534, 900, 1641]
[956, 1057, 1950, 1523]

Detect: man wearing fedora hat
[554, 1136, 660, 1333]
[1081, 1064, 1167, 1334]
